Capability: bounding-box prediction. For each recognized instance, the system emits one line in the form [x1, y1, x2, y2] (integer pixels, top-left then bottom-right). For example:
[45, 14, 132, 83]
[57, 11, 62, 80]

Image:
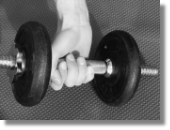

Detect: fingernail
[78, 57, 85, 65]
[68, 54, 75, 61]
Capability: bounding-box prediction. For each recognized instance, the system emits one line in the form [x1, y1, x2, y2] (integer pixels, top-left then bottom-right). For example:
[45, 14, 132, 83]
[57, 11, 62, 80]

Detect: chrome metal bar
[0, 55, 16, 69]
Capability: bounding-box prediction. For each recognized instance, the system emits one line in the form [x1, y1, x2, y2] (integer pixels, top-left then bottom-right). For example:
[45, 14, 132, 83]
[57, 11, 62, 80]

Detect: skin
[50, 0, 94, 90]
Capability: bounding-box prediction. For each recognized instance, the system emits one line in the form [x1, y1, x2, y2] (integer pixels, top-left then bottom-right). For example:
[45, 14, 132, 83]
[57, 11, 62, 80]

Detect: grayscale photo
[0, 0, 160, 120]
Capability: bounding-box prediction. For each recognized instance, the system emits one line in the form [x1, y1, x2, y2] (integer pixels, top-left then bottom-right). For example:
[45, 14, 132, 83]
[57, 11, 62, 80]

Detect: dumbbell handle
[58, 58, 110, 75]
[85, 60, 159, 76]
[0, 55, 159, 76]
[0, 55, 110, 75]
[0, 55, 16, 69]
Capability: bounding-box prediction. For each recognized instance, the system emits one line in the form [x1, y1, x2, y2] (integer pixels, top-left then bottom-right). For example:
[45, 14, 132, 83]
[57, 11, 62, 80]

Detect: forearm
[54, 0, 87, 14]
[53, 0, 89, 30]
[52, 0, 91, 58]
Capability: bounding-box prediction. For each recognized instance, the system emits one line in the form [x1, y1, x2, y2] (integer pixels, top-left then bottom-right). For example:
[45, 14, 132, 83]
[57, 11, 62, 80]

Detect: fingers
[83, 66, 94, 84]
[75, 57, 87, 86]
[65, 55, 94, 87]
[51, 54, 95, 91]
[65, 54, 79, 87]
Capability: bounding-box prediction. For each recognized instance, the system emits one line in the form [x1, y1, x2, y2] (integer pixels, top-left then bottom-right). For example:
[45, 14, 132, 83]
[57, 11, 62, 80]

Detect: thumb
[50, 69, 62, 91]
[50, 43, 62, 91]
[50, 51, 62, 91]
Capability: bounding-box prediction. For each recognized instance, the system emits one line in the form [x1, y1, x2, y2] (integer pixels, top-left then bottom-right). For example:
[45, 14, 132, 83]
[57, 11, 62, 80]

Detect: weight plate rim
[13, 21, 52, 106]
[93, 30, 141, 106]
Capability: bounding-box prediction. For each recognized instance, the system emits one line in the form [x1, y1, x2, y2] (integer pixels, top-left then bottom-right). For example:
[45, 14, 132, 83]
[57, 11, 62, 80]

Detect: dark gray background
[0, 0, 160, 120]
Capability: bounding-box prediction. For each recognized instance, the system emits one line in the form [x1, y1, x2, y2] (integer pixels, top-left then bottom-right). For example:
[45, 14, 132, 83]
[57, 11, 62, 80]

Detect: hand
[50, 0, 93, 91]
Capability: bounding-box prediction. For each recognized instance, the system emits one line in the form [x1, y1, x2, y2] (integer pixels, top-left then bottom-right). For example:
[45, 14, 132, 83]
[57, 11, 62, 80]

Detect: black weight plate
[93, 30, 141, 106]
[12, 21, 52, 106]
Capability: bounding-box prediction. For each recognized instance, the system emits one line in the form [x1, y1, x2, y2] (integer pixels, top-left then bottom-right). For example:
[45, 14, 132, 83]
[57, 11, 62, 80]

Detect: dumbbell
[0, 21, 158, 107]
